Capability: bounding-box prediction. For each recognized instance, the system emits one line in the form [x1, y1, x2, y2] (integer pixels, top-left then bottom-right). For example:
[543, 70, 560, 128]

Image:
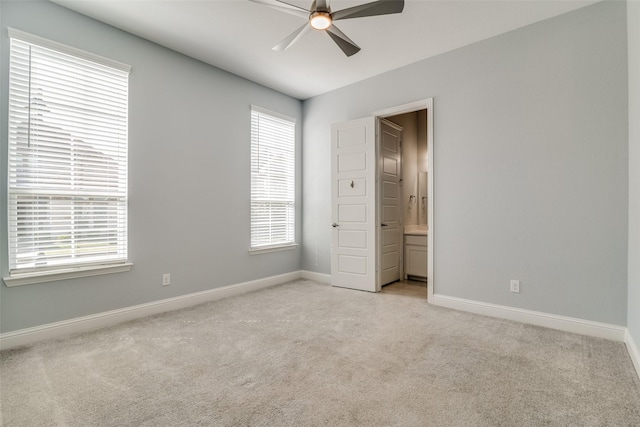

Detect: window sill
[3, 263, 134, 287]
[249, 243, 298, 255]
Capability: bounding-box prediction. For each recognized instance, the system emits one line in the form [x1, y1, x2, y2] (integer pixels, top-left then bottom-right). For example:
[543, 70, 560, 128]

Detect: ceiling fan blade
[326, 24, 361, 57]
[273, 23, 312, 51]
[314, 0, 329, 11]
[249, 0, 310, 19]
[332, 0, 404, 21]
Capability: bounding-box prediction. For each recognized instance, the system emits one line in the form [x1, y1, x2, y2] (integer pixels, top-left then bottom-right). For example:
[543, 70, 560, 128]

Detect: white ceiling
[52, 0, 597, 100]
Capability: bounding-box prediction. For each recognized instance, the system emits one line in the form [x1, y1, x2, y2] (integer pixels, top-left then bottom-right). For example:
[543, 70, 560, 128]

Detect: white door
[379, 119, 402, 286]
[331, 117, 377, 292]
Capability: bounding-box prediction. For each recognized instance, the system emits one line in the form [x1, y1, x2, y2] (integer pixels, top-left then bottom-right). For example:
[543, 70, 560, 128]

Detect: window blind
[250, 107, 296, 249]
[7, 31, 130, 274]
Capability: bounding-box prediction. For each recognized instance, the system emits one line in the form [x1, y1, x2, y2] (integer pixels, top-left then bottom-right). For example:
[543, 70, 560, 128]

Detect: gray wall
[628, 0, 640, 345]
[302, 1, 628, 325]
[0, 0, 632, 334]
[0, 1, 303, 333]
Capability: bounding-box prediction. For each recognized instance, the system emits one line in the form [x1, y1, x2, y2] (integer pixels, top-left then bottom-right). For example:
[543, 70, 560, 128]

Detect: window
[250, 106, 296, 252]
[6, 29, 131, 283]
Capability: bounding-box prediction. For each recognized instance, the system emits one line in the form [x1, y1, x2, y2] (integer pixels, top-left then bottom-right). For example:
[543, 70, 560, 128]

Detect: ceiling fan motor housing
[309, 11, 332, 30]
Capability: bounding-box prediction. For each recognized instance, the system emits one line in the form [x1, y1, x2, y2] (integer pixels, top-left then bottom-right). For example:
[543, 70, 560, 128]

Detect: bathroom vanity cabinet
[404, 234, 427, 279]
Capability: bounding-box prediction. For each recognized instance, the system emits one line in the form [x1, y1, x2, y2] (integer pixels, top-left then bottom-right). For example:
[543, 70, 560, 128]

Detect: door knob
[381, 223, 389, 227]
[332, 223, 339, 228]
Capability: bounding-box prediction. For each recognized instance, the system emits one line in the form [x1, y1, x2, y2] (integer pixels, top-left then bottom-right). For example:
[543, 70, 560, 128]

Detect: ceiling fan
[250, 0, 405, 57]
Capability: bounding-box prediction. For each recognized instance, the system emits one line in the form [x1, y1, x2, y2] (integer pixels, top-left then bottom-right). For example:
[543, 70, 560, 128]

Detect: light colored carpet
[1, 279, 640, 426]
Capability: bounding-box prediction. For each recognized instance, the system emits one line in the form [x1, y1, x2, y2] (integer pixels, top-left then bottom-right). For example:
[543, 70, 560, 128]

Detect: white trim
[374, 99, 433, 118]
[426, 103, 434, 303]
[7, 27, 131, 73]
[0, 271, 302, 350]
[301, 270, 331, 284]
[3, 263, 134, 287]
[432, 294, 626, 342]
[249, 243, 299, 255]
[625, 329, 640, 380]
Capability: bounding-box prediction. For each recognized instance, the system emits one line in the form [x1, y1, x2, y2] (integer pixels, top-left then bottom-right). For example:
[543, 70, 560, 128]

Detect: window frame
[249, 105, 297, 254]
[4, 28, 132, 286]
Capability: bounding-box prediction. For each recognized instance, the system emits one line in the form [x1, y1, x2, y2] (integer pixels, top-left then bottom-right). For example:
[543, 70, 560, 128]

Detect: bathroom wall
[416, 110, 428, 226]
[388, 111, 428, 227]
[417, 110, 428, 174]
[388, 113, 418, 226]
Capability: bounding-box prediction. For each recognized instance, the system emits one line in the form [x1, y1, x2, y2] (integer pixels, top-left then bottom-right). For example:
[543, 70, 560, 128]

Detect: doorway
[375, 99, 434, 302]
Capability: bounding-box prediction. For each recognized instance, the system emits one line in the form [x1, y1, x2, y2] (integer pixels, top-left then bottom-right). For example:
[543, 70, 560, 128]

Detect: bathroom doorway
[328, 99, 433, 299]
[375, 99, 434, 301]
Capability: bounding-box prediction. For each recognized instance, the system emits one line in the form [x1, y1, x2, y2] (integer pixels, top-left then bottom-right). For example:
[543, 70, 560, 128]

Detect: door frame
[374, 99, 434, 302]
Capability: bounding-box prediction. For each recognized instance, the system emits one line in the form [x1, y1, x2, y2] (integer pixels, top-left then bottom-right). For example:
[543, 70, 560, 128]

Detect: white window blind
[7, 30, 130, 274]
[250, 106, 296, 250]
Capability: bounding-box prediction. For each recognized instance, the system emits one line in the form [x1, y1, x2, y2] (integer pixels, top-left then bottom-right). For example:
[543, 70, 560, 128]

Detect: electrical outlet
[163, 273, 171, 286]
[510, 279, 520, 293]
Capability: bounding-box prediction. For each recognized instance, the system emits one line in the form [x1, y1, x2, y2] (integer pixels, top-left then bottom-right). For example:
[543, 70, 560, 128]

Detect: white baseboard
[301, 270, 331, 284]
[432, 294, 626, 342]
[625, 329, 640, 380]
[0, 271, 302, 350]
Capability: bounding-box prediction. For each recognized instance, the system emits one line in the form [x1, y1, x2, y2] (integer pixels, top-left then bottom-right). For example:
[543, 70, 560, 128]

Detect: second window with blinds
[250, 106, 296, 253]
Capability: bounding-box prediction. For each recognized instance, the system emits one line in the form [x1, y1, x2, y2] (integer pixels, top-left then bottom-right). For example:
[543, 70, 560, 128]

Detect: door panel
[338, 152, 367, 172]
[379, 120, 403, 286]
[382, 228, 398, 246]
[338, 178, 366, 197]
[338, 255, 367, 275]
[338, 204, 367, 222]
[331, 117, 377, 292]
[382, 181, 398, 198]
[382, 205, 398, 221]
[383, 157, 398, 175]
[339, 230, 367, 249]
[337, 126, 367, 148]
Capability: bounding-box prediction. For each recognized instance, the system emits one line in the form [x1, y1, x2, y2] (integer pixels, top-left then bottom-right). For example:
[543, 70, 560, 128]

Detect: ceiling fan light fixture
[309, 11, 332, 30]
[252, 0, 405, 56]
